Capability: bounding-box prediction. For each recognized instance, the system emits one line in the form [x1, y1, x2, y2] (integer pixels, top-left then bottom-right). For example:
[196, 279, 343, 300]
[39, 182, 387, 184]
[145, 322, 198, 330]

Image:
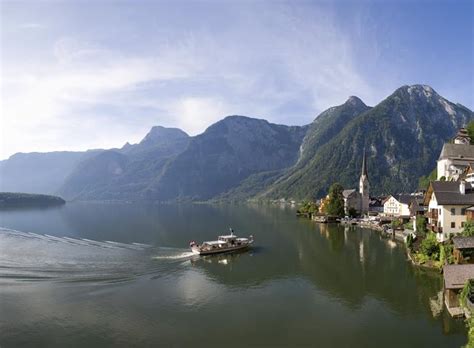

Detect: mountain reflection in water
[0, 202, 467, 347]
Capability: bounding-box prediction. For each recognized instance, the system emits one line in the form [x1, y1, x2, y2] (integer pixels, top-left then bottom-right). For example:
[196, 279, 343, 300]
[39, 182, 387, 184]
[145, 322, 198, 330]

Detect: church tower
[359, 149, 369, 214]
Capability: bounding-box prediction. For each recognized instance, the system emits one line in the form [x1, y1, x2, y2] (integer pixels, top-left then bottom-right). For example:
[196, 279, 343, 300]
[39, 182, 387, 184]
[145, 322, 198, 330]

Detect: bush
[439, 244, 453, 265]
[406, 234, 414, 249]
[416, 215, 427, 237]
[297, 200, 319, 216]
[420, 232, 439, 260]
[462, 221, 474, 237]
[348, 207, 357, 218]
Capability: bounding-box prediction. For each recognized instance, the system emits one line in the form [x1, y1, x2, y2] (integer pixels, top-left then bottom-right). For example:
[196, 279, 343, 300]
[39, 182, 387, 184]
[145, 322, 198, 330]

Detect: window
[462, 208, 467, 215]
[451, 222, 455, 228]
[462, 222, 465, 228]
[451, 208, 456, 215]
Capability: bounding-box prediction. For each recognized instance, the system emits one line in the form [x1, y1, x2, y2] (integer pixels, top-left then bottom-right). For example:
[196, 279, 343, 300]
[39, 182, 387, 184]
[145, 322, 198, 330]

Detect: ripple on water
[0, 227, 191, 285]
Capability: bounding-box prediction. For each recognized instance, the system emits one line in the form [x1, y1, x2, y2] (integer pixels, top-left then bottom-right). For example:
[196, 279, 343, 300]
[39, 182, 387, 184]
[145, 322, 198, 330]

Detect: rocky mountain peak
[345, 96, 366, 107]
[139, 126, 188, 146]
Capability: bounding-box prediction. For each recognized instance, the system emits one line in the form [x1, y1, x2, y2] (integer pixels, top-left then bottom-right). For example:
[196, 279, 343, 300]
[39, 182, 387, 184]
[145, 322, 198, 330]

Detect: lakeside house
[453, 236, 474, 264]
[437, 128, 474, 181]
[424, 180, 474, 242]
[383, 194, 413, 217]
[444, 264, 474, 317]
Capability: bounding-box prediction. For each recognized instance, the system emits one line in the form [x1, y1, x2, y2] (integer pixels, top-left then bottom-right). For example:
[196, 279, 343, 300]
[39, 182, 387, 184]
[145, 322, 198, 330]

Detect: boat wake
[0, 227, 184, 285]
[152, 251, 196, 260]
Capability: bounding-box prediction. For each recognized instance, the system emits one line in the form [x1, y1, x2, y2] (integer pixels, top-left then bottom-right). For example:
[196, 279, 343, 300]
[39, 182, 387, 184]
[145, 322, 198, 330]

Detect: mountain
[145, 116, 308, 201]
[121, 126, 189, 157]
[59, 127, 190, 200]
[261, 85, 473, 200]
[3, 84, 472, 203]
[0, 151, 100, 194]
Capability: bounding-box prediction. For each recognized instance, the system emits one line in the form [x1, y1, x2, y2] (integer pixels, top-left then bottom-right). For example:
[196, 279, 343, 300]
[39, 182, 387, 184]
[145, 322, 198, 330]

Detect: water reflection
[0, 203, 467, 347]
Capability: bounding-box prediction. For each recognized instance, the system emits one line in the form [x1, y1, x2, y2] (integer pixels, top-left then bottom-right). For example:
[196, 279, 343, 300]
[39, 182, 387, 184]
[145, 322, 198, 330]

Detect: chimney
[460, 180, 466, 195]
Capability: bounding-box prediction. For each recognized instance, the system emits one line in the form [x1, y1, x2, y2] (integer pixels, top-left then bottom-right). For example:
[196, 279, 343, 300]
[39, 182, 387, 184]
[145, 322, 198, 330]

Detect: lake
[0, 202, 467, 347]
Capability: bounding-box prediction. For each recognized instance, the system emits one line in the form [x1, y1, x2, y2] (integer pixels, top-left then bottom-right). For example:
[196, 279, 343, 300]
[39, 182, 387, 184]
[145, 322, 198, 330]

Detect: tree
[326, 183, 345, 217]
[416, 215, 427, 237]
[467, 120, 474, 144]
[462, 220, 474, 237]
[421, 232, 439, 259]
[348, 207, 357, 218]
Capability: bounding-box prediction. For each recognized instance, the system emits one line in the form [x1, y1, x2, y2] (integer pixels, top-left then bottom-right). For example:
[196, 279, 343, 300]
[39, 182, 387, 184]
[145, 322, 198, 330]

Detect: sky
[0, 0, 473, 160]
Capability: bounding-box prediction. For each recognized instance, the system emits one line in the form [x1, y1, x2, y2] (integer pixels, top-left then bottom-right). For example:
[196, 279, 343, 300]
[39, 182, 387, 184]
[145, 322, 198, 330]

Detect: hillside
[0, 192, 66, 208]
[261, 85, 474, 200]
[147, 116, 308, 201]
[0, 151, 100, 194]
[59, 127, 190, 200]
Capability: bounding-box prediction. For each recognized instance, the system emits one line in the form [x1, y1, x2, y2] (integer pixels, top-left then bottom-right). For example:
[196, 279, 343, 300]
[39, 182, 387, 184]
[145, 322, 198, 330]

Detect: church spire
[361, 148, 368, 178]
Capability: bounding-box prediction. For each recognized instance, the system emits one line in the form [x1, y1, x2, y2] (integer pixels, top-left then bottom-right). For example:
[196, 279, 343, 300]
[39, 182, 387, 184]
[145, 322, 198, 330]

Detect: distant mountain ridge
[1, 84, 472, 202]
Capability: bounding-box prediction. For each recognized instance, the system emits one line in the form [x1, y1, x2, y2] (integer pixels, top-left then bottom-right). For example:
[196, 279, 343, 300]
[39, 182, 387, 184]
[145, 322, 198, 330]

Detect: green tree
[326, 183, 345, 217]
[416, 215, 427, 237]
[348, 207, 357, 218]
[467, 120, 474, 144]
[462, 220, 474, 237]
[421, 232, 439, 259]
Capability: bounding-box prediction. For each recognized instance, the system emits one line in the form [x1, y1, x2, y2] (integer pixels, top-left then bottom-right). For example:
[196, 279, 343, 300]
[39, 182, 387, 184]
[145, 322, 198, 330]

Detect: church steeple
[361, 149, 368, 178]
[359, 148, 370, 214]
[359, 149, 369, 195]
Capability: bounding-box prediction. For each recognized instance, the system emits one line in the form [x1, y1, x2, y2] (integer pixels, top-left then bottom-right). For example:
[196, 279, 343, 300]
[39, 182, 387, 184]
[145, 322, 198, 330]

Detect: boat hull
[192, 243, 251, 256]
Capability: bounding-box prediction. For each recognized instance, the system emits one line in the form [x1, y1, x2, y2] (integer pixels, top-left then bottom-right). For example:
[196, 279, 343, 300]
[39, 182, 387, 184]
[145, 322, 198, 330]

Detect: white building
[424, 180, 474, 242]
[383, 194, 412, 217]
[437, 128, 474, 181]
[342, 151, 370, 216]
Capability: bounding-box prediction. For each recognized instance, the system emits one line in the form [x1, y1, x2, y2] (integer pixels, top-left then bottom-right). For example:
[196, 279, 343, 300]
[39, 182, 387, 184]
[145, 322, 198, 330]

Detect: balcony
[427, 211, 439, 219]
[430, 224, 443, 233]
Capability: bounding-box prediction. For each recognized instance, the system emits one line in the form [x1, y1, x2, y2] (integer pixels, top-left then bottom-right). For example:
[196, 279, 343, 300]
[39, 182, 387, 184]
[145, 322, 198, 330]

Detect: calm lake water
[0, 203, 468, 347]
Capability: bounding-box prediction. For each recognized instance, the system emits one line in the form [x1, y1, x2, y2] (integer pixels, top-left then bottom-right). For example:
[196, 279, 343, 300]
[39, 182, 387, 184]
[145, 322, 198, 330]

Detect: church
[342, 151, 370, 216]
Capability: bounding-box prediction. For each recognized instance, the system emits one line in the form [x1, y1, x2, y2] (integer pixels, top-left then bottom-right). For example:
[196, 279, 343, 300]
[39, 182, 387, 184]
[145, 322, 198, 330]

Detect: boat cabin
[201, 240, 227, 250]
[218, 235, 237, 242]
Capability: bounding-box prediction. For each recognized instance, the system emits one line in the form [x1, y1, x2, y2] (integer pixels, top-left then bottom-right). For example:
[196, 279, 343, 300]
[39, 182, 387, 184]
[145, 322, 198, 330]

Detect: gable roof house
[443, 264, 474, 317]
[383, 194, 414, 217]
[424, 181, 474, 242]
[437, 128, 474, 181]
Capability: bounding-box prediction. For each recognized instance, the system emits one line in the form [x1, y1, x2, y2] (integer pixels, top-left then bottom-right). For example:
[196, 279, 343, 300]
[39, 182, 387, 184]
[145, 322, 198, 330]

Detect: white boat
[190, 230, 253, 255]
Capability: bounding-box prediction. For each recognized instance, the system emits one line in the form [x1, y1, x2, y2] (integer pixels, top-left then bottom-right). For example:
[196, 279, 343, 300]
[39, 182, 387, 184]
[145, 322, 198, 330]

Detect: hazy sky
[1, 0, 473, 160]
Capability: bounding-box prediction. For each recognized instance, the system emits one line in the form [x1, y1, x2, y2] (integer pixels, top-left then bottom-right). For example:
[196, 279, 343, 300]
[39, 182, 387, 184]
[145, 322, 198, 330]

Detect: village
[297, 127, 474, 323]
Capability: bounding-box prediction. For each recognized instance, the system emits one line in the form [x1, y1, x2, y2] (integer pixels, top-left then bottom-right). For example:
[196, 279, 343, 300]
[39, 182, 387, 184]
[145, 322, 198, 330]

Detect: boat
[189, 229, 254, 255]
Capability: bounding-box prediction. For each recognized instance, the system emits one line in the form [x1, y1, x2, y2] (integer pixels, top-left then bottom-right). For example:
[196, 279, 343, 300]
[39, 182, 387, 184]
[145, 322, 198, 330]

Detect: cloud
[169, 97, 233, 135]
[19, 23, 46, 30]
[0, 3, 375, 159]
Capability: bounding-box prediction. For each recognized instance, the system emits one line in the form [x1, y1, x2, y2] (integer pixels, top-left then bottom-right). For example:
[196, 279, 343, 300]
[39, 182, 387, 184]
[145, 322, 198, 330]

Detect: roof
[439, 143, 474, 160]
[203, 240, 226, 245]
[444, 264, 474, 289]
[453, 237, 474, 250]
[430, 181, 474, 205]
[398, 194, 414, 205]
[343, 189, 356, 198]
[384, 194, 414, 205]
